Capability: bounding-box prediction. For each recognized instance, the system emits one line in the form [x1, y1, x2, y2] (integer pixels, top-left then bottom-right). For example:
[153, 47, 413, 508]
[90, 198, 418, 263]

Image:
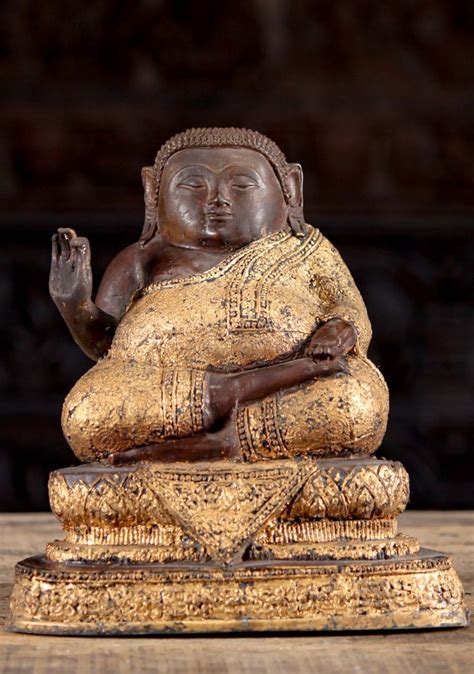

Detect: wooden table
[0, 512, 472, 674]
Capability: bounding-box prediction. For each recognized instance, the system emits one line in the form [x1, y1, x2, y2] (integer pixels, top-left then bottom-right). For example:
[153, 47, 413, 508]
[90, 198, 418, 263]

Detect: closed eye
[231, 181, 259, 190]
[177, 180, 206, 189]
[178, 183, 205, 190]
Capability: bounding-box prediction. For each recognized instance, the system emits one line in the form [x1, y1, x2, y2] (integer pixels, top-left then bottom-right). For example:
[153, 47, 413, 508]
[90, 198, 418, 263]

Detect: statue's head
[139, 128, 306, 250]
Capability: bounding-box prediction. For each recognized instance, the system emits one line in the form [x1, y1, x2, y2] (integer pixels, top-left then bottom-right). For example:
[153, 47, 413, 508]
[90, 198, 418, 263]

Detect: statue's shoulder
[302, 228, 358, 287]
[306, 229, 345, 264]
[96, 240, 165, 312]
[105, 239, 166, 279]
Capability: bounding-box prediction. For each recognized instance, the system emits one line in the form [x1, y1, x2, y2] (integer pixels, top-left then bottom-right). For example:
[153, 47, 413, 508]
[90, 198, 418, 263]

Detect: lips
[205, 210, 234, 223]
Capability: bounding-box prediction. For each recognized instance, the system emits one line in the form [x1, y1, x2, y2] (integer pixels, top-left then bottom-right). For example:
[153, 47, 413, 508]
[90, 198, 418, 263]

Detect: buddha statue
[8, 128, 467, 635]
[50, 127, 388, 465]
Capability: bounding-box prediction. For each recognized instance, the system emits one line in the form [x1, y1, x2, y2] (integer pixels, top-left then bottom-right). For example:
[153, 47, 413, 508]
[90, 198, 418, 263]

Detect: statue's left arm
[306, 234, 372, 357]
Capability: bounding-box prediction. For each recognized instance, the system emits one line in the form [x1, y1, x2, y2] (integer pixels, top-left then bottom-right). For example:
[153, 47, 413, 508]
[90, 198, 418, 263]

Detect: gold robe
[62, 228, 388, 461]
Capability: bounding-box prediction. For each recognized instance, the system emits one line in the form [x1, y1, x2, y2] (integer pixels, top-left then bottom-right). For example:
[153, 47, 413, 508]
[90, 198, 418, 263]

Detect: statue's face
[157, 148, 288, 250]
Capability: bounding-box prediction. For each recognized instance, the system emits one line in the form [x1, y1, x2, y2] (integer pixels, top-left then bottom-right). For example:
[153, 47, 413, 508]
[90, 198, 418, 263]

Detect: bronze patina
[8, 128, 468, 634]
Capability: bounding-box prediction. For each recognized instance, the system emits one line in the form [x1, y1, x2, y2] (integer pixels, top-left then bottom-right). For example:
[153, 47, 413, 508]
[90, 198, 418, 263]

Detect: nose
[214, 192, 230, 207]
[208, 181, 231, 208]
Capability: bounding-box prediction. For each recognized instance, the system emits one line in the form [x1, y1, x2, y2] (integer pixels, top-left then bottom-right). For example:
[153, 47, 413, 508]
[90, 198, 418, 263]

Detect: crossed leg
[110, 356, 388, 464]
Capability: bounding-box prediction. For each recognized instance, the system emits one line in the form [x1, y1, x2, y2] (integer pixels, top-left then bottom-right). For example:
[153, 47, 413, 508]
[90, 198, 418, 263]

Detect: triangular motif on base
[146, 461, 315, 563]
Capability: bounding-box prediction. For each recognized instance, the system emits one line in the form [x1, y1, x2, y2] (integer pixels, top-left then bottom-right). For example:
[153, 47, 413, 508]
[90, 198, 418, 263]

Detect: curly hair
[154, 127, 291, 198]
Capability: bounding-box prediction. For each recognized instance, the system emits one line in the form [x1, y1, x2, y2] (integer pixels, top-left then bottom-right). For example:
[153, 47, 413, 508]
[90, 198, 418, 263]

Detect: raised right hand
[49, 228, 93, 307]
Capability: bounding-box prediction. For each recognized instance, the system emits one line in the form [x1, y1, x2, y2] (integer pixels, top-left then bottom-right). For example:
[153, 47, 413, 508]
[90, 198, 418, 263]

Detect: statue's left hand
[305, 318, 357, 360]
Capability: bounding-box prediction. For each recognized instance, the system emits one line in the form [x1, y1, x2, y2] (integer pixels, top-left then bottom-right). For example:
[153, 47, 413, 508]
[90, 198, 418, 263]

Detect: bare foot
[109, 416, 241, 465]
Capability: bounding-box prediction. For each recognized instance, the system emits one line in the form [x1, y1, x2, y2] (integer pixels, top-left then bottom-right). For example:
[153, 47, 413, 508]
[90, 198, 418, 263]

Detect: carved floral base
[7, 457, 469, 634]
[8, 552, 468, 635]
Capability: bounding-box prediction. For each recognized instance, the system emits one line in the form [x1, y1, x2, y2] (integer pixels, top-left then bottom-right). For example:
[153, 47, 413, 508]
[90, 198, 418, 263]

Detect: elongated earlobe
[287, 163, 304, 207]
[139, 167, 157, 247]
[286, 163, 307, 238]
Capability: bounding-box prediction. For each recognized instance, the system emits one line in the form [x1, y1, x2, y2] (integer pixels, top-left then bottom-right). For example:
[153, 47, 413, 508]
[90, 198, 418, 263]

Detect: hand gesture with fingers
[49, 228, 93, 307]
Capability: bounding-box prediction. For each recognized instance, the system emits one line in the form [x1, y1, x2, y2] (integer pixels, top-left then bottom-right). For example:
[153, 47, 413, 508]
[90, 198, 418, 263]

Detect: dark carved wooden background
[0, 0, 473, 510]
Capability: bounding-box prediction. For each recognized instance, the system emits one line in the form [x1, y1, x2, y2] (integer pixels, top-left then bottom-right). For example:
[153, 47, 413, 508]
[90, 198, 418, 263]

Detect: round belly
[109, 281, 315, 371]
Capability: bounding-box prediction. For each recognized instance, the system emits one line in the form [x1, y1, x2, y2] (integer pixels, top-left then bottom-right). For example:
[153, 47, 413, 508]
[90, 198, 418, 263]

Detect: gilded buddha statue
[8, 128, 467, 635]
[51, 128, 387, 464]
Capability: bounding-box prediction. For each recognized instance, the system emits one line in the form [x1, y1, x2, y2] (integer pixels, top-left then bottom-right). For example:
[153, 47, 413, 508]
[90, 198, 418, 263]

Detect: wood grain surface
[0, 511, 472, 674]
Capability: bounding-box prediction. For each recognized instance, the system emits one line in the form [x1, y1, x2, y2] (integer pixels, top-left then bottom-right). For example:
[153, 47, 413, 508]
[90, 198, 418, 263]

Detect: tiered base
[8, 550, 468, 635]
[7, 457, 469, 634]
